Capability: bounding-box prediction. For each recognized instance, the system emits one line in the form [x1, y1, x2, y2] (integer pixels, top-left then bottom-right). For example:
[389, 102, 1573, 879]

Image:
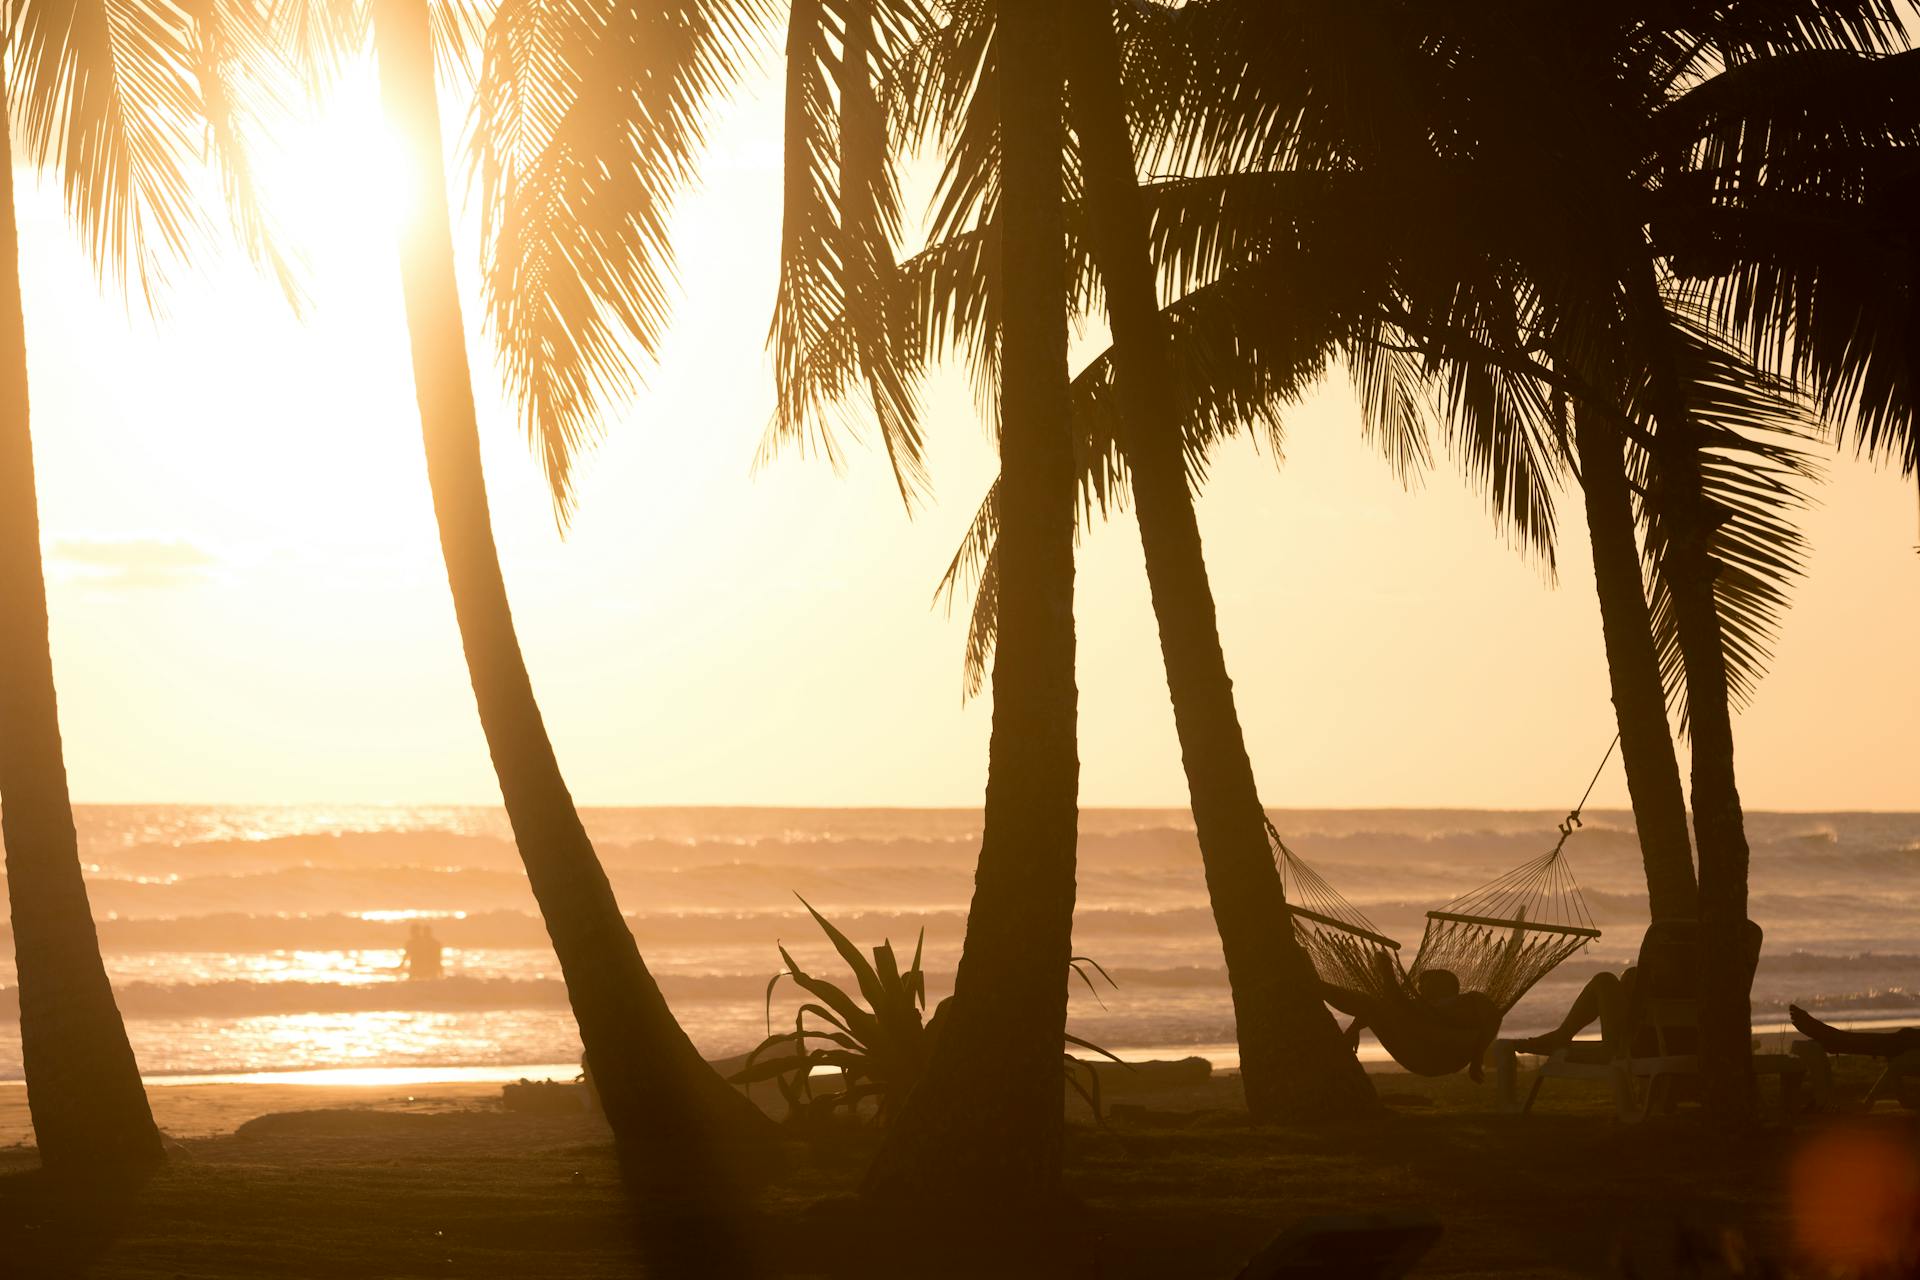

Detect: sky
[14, 63, 1920, 813]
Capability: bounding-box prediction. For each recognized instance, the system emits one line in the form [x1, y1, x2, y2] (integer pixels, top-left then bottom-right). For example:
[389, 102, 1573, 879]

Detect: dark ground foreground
[1, 1058, 1914, 1278]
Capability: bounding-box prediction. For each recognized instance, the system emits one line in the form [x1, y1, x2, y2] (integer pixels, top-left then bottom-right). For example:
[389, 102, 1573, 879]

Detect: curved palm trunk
[1624, 272, 1755, 1123]
[1063, 0, 1376, 1121]
[0, 106, 162, 1173]
[1572, 408, 1697, 921]
[369, 0, 772, 1211]
[864, 0, 1080, 1208]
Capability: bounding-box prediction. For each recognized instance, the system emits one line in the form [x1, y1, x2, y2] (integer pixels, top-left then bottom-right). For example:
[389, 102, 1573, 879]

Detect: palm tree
[761, 0, 1384, 1122]
[857, 0, 1083, 1206]
[0, 0, 293, 1171]
[1150, 0, 1902, 1119]
[472, 0, 1096, 1198]
[1629, 19, 1915, 1114]
[257, 0, 780, 1201]
[0, 111, 158, 1174]
[1055, 0, 1375, 1119]
[1657, 55, 1920, 1076]
[1570, 409, 1697, 921]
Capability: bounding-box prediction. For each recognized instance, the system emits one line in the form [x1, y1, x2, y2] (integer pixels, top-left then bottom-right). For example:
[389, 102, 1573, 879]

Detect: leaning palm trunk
[368, 0, 772, 1204]
[1572, 408, 1697, 922]
[1063, 0, 1376, 1121]
[1624, 273, 1756, 1122]
[864, 0, 1080, 1208]
[0, 100, 162, 1173]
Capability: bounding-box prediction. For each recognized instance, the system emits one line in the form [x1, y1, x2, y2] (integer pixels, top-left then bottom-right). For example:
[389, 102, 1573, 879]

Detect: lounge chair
[1785, 1006, 1920, 1111]
[1491, 920, 1804, 1121]
[1861, 1050, 1920, 1109]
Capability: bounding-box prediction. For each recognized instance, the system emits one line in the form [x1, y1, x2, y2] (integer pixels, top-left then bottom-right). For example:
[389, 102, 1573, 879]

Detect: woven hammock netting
[1269, 817, 1600, 1018]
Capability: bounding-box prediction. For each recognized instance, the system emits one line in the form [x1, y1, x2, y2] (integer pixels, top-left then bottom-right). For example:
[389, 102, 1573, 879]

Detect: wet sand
[0, 1074, 574, 1147]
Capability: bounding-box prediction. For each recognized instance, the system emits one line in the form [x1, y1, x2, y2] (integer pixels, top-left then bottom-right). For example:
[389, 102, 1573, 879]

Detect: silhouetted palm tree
[0, 117, 158, 1176]
[1057, 0, 1380, 1121]
[759, 0, 1382, 1123]
[268, 0, 776, 1202]
[1570, 409, 1697, 921]
[853, 5, 1848, 1124]
[1634, 18, 1917, 1113]
[476, 0, 1098, 1198]
[1143, 0, 1900, 1118]
[0, 0, 291, 1171]
[856, 0, 1083, 1206]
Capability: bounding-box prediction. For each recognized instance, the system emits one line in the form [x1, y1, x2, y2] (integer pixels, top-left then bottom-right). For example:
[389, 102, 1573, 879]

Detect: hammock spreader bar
[1423, 910, 1601, 940]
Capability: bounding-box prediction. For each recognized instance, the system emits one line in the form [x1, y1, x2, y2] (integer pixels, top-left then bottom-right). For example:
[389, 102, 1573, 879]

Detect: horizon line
[63, 799, 1920, 816]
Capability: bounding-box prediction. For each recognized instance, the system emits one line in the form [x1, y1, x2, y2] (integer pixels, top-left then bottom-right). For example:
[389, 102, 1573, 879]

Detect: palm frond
[1662, 155, 1918, 477]
[183, 0, 306, 310]
[268, 0, 364, 94]
[1633, 308, 1823, 721]
[759, 217, 1001, 473]
[473, 0, 775, 521]
[766, 0, 930, 507]
[1660, 46, 1920, 190]
[931, 477, 995, 701]
[1417, 316, 1566, 571]
[13, 0, 215, 308]
[937, 250, 1356, 697]
[1346, 321, 1434, 491]
[431, 0, 491, 81]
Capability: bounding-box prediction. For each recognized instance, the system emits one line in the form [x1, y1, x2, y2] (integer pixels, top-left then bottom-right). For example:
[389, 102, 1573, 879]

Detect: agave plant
[732, 899, 1120, 1126]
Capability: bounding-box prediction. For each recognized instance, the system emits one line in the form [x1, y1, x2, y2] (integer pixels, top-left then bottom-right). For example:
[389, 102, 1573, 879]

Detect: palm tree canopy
[1122, 0, 1898, 721]
[470, 0, 776, 519]
[9, 0, 303, 307]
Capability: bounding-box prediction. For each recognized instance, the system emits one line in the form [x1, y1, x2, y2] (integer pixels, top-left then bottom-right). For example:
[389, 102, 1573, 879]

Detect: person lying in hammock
[1790, 1005, 1920, 1058]
[1324, 951, 1504, 1080]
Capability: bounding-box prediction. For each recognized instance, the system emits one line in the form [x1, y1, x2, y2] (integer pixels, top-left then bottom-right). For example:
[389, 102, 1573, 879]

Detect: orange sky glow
[15, 64, 1920, 812]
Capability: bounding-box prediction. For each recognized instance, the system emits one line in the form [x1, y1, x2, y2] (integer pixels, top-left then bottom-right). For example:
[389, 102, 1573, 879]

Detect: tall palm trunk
[369, 0, 772, 1197]
[1063, 0, 1376, 1121]
[0, 101, 162, 1173]
[1624, 271, 1755, 1121]
[1665, 504, 1755, 1120]
[864, 0, 1079, 1208]
[1572, 407, 1697, 921]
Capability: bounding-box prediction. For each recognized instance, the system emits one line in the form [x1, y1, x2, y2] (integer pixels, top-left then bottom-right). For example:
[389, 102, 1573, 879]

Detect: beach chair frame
[1788, 1041, 1920, 1111]
[1492, 998, 1806, 1121]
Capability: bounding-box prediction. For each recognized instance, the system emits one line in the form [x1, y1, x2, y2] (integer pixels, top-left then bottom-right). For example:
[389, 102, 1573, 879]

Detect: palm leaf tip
[766, 0, 931, 511]
[475, 0, 774, 517]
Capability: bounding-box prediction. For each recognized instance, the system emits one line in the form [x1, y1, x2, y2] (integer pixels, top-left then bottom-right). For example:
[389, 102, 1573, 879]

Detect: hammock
[1270, 743, 1612, 1071]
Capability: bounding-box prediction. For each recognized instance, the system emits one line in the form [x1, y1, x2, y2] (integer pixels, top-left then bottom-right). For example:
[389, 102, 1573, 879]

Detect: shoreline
[3, 1013, 1910, 1150]
[2, 1010, 1909, 1093]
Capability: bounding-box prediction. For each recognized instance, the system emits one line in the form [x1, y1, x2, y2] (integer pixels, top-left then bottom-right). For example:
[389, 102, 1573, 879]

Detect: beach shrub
[730, 898, 1121, 1126]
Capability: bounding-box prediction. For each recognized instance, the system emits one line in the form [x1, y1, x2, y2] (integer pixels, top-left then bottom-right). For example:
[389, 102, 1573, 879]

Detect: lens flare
[1791, 1122, 1920, 1273]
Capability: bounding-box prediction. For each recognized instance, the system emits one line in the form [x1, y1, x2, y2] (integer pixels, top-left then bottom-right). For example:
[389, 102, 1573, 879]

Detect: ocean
[1, 805, 1916, 1082]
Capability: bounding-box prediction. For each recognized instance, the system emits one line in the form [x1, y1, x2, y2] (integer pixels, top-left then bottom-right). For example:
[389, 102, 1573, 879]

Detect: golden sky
[16, 68, 1920, 811]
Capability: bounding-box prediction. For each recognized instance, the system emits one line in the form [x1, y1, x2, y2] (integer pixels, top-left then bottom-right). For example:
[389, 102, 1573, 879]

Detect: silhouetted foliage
[732, 900, 1118, 1127]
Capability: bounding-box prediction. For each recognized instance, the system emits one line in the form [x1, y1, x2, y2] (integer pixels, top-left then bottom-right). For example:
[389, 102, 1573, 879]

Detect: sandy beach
[3, 1054, 1908, 1278]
